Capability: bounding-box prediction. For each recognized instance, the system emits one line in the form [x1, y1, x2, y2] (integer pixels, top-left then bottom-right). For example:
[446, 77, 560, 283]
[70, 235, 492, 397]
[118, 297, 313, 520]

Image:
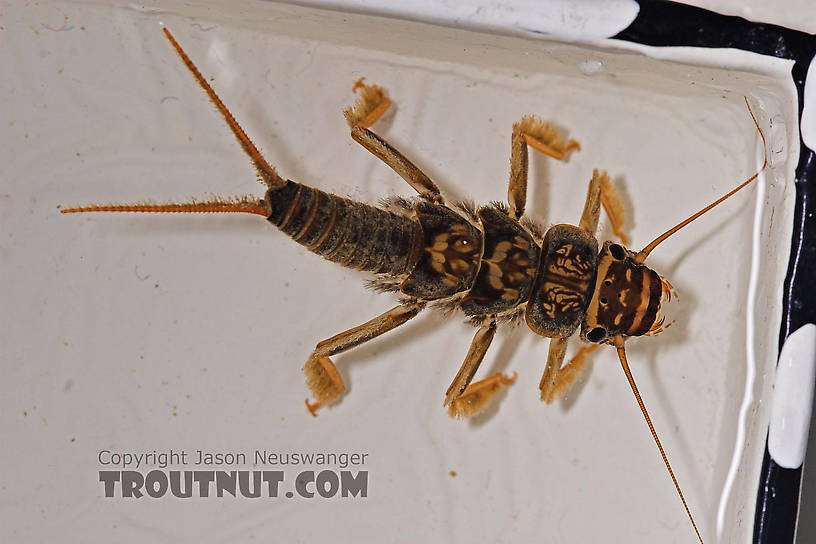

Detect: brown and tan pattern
[460, 205, 540, 316]
[582, 242, 663, 343]
[526, 225, 598, 338]
[400, 202, 482, 300]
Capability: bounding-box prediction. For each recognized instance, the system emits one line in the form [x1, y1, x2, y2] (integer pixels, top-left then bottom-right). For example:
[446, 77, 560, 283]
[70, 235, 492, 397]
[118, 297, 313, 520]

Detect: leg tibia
[598, 173, 629, 246]
[578, 169, 629, 246]
[539, 336, 569, 402]
[304, 302, 425, 415]
[508, 116, 580, 218]
[344, 80, 442, 202]
[543, 343, 599, 403]
[445, 320, 516, 419]
[579, 169, 604, 234]
[445, 322, 498, 407]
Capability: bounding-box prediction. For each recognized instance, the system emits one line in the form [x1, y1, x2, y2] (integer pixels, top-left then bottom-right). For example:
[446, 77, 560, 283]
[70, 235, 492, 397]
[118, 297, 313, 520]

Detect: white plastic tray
[1, 1, 798, 542]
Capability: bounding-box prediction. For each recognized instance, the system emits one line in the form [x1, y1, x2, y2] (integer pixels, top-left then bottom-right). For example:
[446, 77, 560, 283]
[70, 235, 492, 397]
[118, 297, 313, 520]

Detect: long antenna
[614, 339, 704, 544]
[635, 97, 767, 264]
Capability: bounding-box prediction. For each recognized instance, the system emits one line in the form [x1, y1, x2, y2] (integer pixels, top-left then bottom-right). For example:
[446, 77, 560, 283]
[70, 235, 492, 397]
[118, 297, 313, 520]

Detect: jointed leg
[508, 116, 581, 218]
[578, 169, 629, 246]
[539, 336, 568, 402]
[598, 172, 629, 246]
[345, 78, 391, 129]
[542, 343, 599, 403]
[445, 319, 517, 418]
[579, 169, 604, 233]
[344, 79, 442, 202]
[304, 301, 425, 416]
[540, 336, 595, 404]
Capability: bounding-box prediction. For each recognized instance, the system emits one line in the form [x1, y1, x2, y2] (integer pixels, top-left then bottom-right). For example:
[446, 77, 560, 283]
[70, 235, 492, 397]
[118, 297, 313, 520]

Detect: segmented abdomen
[267, 181, 421, 275]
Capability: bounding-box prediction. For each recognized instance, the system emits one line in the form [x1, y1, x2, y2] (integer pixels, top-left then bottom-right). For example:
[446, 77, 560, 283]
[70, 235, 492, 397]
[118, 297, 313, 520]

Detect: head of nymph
[581, 241, 673, 347]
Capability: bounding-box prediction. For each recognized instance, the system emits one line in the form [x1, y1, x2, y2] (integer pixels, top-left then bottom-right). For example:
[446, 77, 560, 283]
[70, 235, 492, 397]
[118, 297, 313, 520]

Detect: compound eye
[586, 327, 607, 343]
[608, 244, 626, 260]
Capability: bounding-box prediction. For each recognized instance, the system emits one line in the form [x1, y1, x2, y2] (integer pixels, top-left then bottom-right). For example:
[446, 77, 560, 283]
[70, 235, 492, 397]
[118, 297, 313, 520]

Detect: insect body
[62, 29, 767, 544]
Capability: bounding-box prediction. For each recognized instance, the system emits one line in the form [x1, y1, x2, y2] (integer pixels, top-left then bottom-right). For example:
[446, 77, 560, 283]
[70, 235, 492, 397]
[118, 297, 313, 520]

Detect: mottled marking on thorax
[400, 202, 482, 300]
[525, 224, 598, 338]
[429, 223, 478, 276]
[460, 205, 540, 316]
[545, 242, 595, 285]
